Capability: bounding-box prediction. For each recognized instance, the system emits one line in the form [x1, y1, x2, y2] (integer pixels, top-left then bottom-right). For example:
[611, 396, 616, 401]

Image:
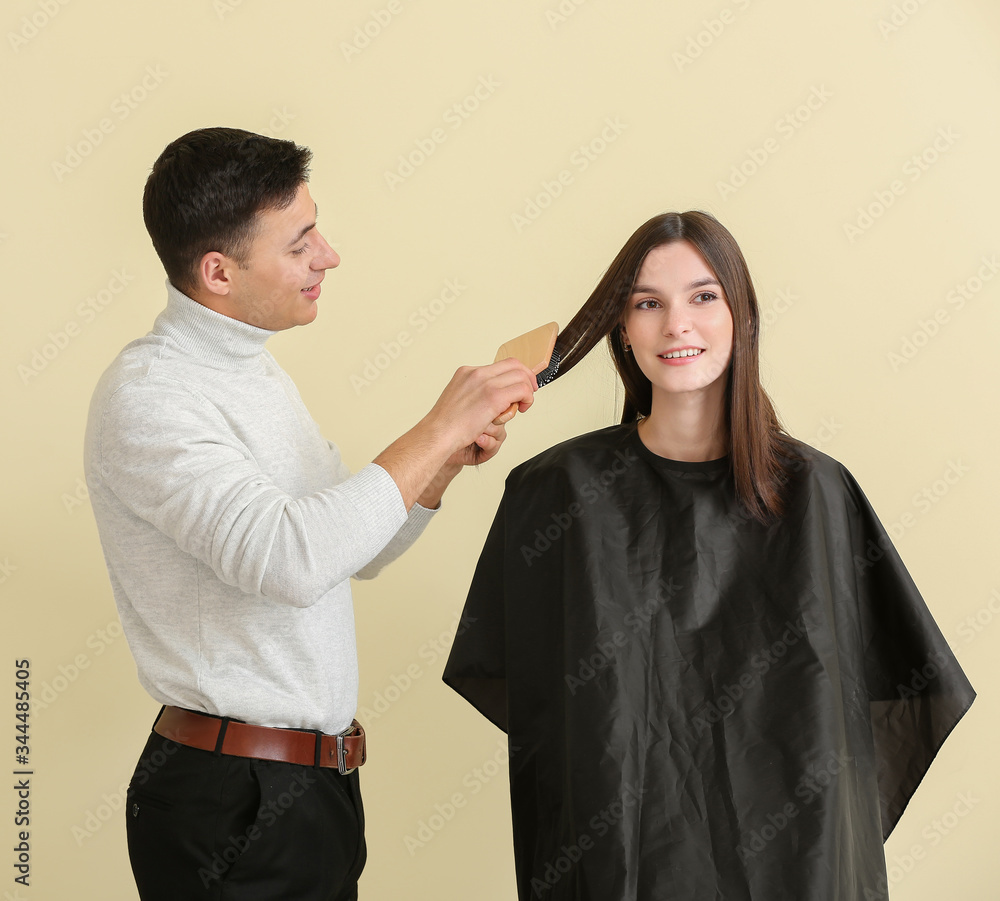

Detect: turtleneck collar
[152, 281, 277, 369]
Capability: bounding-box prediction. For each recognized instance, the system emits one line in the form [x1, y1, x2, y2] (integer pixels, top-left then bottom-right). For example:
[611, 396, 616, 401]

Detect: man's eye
[292, 243, 309, 256]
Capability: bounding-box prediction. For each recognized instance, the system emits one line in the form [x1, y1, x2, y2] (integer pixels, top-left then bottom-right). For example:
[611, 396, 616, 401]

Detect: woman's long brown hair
[551, 211, 799, 523]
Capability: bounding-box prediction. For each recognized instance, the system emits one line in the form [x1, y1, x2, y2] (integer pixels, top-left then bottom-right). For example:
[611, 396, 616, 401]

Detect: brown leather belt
[153, 706, 366, 774]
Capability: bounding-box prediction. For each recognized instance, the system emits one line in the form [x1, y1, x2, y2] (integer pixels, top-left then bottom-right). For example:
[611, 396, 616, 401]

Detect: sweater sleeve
[353, 499, 438, 580]
[96, 375, 410, 607]
[319, 437, 439, 581]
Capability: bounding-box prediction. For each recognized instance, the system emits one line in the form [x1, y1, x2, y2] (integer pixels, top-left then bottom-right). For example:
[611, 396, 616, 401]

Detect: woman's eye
[694, 292, 718, 303]
[636, 298, 659, 310]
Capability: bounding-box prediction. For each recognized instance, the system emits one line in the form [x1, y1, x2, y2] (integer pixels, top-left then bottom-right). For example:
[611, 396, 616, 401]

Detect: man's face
[225, 182, 339, 331]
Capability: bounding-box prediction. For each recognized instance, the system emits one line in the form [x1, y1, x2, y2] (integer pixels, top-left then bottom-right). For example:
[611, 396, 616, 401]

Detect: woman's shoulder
[507, 423, 638, 486]
[778, 436, 867, 511]
[780, 436, 847, 476]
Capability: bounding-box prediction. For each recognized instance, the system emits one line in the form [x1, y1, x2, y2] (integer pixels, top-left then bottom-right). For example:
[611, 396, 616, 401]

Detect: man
[84, 127, 536, 900]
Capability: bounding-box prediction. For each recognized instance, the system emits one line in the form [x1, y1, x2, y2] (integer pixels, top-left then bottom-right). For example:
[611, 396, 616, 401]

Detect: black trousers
[126, 729, 366, 900]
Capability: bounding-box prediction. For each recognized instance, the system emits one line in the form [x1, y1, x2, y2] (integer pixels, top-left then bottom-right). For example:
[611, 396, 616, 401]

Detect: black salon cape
[443, 423, 974, 901]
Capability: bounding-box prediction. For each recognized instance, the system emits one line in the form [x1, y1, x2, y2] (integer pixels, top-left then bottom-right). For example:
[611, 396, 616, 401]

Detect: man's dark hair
[143, 127, 313, 296]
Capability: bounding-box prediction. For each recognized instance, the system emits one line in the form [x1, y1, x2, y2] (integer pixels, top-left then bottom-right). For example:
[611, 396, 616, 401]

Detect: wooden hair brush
[492, 322, 561, 424]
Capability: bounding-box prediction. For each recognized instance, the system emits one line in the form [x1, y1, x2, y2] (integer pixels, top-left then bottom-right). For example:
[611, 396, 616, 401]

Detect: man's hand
[456, 420, 508, 466]
[423, 359, 536, 455]
[373, 359, 536, 511]
[416, 421, 509, 508]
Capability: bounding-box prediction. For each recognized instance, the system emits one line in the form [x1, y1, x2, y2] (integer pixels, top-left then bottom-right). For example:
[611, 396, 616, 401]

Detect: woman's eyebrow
[630, 277, 720, 294]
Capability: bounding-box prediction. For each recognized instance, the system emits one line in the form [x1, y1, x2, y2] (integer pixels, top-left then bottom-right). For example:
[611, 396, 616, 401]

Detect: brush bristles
[536, 347, 561, 387]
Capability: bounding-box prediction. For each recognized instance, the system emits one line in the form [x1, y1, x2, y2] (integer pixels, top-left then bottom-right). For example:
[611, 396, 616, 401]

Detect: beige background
[1, 0, 996, 898]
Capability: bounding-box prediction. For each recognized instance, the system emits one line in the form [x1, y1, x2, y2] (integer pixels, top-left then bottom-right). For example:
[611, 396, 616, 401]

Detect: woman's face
[620, 240, 734, 401]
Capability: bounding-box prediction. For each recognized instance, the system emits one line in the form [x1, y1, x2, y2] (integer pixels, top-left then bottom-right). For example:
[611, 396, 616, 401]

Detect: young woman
[444, 212, 974, 901]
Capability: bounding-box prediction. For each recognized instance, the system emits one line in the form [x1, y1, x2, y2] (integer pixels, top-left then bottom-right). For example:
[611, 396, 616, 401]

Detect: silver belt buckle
[336, 731, 354, 775]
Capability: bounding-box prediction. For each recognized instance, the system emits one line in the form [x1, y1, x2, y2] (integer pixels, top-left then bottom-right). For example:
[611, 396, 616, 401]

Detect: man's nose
[314, 231, 340, 269]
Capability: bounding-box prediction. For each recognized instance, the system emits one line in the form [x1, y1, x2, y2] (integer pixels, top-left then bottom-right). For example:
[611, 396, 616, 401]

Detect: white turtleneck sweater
[84, 282, 437, 734]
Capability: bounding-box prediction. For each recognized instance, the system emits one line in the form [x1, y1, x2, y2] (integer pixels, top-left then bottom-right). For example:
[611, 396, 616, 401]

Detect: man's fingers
[486, 364, 536, 420]
[493, 404, 518, 426]
[482, 422, 507, 441]
[487, 356, 540, 391]
[434, 358, 536, 452]
[475, 421, 506, 447]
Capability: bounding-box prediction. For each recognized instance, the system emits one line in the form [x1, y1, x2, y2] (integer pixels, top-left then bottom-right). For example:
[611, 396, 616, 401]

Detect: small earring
[621, 333, 631, 352]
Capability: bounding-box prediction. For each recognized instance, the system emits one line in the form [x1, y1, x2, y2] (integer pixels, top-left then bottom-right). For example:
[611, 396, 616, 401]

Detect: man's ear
[197, 251, 236, 298]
